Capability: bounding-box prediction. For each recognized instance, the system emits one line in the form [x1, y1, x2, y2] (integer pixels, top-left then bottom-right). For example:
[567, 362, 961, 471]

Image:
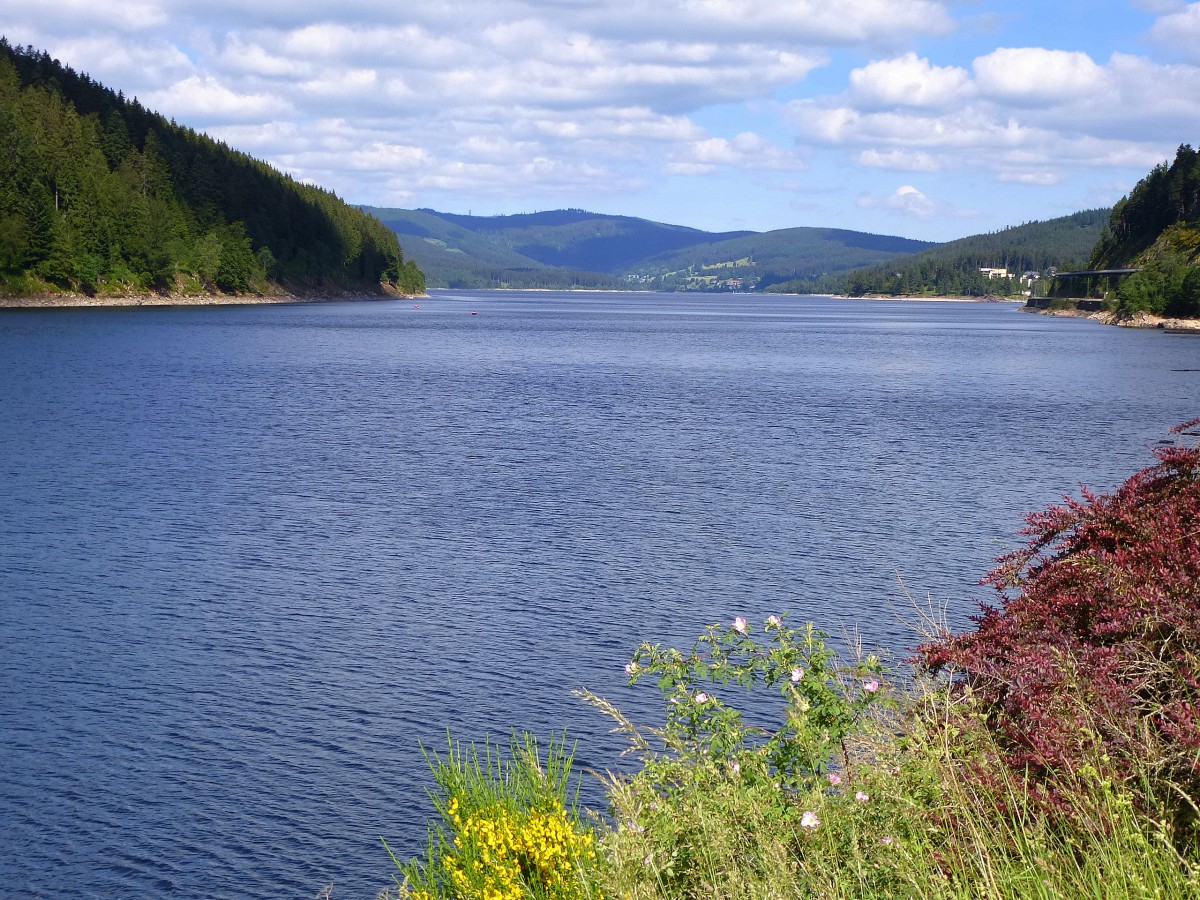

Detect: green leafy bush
[580, 617, 886, 897]
[1116, 252, 1200, 316]
[618, 616, 885, 789]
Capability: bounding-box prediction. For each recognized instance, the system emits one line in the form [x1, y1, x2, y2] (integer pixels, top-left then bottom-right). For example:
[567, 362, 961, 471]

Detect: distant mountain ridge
[629, 226, 935, 291]
[366, 206, 934, 290]
[765, 209, 1111, 297]
[428, 208, 755, 272]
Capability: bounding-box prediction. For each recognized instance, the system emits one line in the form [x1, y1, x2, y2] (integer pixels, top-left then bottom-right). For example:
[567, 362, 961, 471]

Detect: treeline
[1085, 144, 1200, 318]
[1090, 144, 1200, 269]
[0, 39, 424, 297]
[435, 266, 626, 291]
[636, 227, 933, 293]
[766, 209, 1108, 297]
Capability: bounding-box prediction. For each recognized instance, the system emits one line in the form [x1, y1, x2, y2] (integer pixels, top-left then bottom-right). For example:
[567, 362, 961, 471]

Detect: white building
[979, 267, 1014, 280]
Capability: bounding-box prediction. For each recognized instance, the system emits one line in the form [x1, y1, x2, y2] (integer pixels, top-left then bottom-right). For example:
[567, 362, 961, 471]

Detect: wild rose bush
[584, 616, 887, 897]
[917, 421, 1200, 830]
[622, 615, 887, 791]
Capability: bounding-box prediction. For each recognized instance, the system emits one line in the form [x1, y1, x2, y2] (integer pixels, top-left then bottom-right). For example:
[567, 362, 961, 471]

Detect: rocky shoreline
[1022, 305, 1200, 332]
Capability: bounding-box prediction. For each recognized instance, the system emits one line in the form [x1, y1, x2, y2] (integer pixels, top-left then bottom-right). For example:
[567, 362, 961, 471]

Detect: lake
[1, 291, 1196, 898]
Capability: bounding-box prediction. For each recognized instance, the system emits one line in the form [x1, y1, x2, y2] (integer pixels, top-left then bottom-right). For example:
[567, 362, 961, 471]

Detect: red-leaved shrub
[917, 420, 1200, 827]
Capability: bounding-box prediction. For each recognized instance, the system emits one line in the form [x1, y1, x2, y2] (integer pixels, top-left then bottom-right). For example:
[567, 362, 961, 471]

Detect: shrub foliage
[918, 420, 1200, 832]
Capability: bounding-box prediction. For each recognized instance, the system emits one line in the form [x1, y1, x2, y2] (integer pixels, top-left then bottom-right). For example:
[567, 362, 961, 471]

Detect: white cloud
[858, 149, 941, 171]
[997, 170, 1063, 186]
[787, 45, 1196, 191]
[791, 105, 1035, 150]
[9, 0, 168, 31]
[218, 38, 304, 78]
[973, 48, 1107, 105]
[857, 184, 974, 220]
[849, 54, 972, 109]
[144, 76, 293, 121]
[567, 0, 955, 45]
[859, 184, 930, 218]
[666, 132, 804, 175]
[300, 68, 380, 100]
[345, 143, 431, 171]
[1147, 3, 1200, 61]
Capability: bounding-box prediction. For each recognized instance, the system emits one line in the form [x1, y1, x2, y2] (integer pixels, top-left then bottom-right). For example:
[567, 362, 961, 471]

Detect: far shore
[830, 293, 1023, 303]
[0, 288, 1030, 307]
[469, 288, 1027, 302]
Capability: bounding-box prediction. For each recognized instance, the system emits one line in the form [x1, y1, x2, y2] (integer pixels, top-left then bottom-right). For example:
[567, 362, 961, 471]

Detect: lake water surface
[1, 292, 1197, 898]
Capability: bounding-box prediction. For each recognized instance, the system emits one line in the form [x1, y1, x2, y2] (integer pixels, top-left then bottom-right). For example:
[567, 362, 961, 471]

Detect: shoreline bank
[831, 293, 1023, 303]
[0, 286, 422, 310]
[1021, 305, 1200, 332]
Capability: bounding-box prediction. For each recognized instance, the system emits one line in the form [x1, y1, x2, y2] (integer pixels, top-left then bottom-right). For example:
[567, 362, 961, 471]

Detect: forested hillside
[369, 206, 935, 291]
[766, 209, 1109, 297]
[1090, 145, 1200, 270]
[1083, 144, 1200, 318]
[364, 207, 630, 289]
[367, 207, 753, 290]
[0, 40, 424, 298]
[434, 209, 756, 272]
[628, 227, 934, 291]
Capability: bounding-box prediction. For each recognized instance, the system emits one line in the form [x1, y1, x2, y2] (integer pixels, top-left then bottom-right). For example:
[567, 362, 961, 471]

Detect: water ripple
[2, 293, 1197, 897]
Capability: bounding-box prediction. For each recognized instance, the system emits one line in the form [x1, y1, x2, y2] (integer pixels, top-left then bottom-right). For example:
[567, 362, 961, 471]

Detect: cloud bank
[5, 1, 1199, 237]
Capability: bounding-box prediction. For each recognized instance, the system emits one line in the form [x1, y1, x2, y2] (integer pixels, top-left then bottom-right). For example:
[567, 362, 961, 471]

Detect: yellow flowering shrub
[386, 734, 603, 900]
[439, 795, 599, 900]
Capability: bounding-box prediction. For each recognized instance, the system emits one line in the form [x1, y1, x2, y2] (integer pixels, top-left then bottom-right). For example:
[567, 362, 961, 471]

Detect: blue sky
[7, 1, 1200, 241]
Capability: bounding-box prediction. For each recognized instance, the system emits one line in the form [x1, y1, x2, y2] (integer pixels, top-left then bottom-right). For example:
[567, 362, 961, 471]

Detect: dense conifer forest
[1087, 144, 1200, 317]
[1090, 145, 1200, 270]
[0, 39, 424, 298]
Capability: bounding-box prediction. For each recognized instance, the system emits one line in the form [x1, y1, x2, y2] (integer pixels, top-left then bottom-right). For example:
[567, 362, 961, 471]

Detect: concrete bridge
[1025, 297, 1106, 311]
[1026, 268, 1143, 310]
[1052, 268, 1141, 277]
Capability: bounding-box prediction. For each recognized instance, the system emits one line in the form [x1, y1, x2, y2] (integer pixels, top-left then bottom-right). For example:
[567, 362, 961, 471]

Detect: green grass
[592, 682, 1199, 899]
[383, 450, 1200, 899]
[381, 734, 604, 900]
[383, 682, 1199, 900]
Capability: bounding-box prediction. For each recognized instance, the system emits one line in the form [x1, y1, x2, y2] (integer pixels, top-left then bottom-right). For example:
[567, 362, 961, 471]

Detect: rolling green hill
[767, 209, 1110, 297]
[626, 227, 935, 291]
[367, 207, 936, 291]
[0, 39, 424, 299]
[362, 207, 600, 289]
[364, 207, 755, 289]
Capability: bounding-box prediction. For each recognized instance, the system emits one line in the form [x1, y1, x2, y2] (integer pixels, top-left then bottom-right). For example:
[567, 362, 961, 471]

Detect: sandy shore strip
[0, 287, 421, 309]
